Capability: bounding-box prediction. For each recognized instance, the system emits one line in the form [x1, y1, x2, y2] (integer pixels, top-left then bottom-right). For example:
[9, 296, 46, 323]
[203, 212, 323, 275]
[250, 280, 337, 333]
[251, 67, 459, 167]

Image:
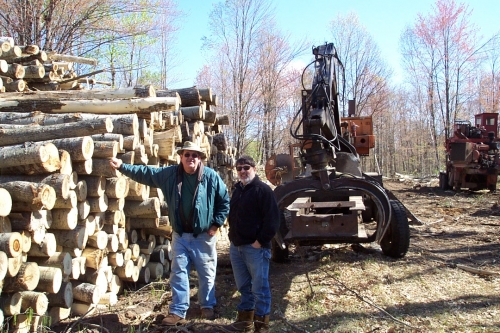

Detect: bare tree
[205, 0, 273, 156]
[329, 12, 392, 117]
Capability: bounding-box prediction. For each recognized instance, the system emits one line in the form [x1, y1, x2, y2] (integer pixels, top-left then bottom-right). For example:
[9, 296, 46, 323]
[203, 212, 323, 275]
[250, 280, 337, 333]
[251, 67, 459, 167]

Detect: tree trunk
[156, 87, 200, 106]
[46, 281, 73, 308]
[0, 291, 22, 315]
[87, 231, 108, 250]
[0, 118, 113, 146]
[72, 281, 102, 304]
[35, 266, 62, 294]
[50, 207, 79, 230]
[91, 133, 123, 151]
[19, 291, 48, 315]
[3, 262, 40, 292]
[0, 97, 179, 114]
[51, 226, 88, 250]
[0, 232, 23, 258]
[0, 188, 12, 217]
[123, 198, 160, 217]
[27, 233, 57, 257]
[108, 252, 124, 268]
[105, 177, 128, 199]
[31, 252, 72, 276]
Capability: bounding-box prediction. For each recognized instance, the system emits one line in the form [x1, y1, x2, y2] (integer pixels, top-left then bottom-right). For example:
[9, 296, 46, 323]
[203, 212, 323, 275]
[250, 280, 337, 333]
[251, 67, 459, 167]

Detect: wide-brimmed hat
[177, 141, 206, 159]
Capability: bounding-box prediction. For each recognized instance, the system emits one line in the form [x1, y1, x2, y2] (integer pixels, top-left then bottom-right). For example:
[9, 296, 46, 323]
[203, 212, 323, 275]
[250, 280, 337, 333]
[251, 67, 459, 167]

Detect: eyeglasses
[183, 153, 199, 159]
[236, 165, 252, 171]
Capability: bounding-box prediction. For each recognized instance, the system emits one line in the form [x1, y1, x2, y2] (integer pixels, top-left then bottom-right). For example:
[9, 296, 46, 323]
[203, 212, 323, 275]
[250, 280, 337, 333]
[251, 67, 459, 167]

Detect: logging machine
[439, 113, 500, 192]
[265, 43, 411, 262]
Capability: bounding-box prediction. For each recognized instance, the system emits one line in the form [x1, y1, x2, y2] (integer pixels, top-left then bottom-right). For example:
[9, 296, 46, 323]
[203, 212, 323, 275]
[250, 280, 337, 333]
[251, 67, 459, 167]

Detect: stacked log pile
[0, 38, 104, 93]
[0, 84, 236, 331]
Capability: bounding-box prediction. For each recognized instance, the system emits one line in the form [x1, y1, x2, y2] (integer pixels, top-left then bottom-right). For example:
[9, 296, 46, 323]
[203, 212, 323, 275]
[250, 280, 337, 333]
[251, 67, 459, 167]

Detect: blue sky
[169, 0, 500, 88]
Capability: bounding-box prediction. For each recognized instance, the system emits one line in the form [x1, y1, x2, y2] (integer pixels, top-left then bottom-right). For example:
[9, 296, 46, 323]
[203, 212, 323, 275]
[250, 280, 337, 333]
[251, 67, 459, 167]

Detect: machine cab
[474, 113, 499, 139]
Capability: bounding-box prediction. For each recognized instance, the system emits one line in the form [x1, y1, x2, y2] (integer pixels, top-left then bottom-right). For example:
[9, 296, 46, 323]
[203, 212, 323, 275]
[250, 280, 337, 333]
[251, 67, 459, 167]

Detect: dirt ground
[53, 178, 500, 333]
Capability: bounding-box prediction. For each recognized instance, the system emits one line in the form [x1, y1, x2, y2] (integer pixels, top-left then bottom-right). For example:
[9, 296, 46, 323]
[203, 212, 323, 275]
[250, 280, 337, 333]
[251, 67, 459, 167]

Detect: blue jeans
[169, 232, 217, 318]
[229, 243, 272, 317]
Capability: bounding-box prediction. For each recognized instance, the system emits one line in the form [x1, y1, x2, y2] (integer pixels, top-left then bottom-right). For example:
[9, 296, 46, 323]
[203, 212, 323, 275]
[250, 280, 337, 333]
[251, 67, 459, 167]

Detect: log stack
[0, 82, 235, 331]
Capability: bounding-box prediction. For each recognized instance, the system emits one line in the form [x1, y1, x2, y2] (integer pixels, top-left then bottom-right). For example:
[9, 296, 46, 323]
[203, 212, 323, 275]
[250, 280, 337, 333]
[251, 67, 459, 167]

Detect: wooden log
[53, 190, 77, 209]
[22, 65, 45, 79]
[19, 231, 32, 253]
[98, 292, 118, 306]
[79, 175, 106, 197]
[91, 158, 122, 178]
[9, 210, 50, 244]
[0, 250, 9, 279]
[106, 234, 118, 253]
[87, 231, 108, 250]
[49, 136, 94, 161]
[0, 292, 22, 315]
[50, 207, 78, 230]
[87, 194, 108, 213]
[0, 181, 56, 211]
[81, 247, 107, 270]
[49, 53, 97, 66]
[77, 200, 91, 220]
[137, 238, 155, 255]
[142, 226, 173, 238]
[3, 262, 40, 292]
[0, 144, 50, 168]
[123, 197, 160, 218]
[19, 291, 48, 315]
[0, 118, 112, 147]
[150, 246, 165, 264]
[0, 232, 22, 258]
[3, 78, 25, 92]
[108, 252, 123, 268]
[35, 266, 63, 294]
[156, 87, 200, 106]
[52, 226, 87, 250]
[181, 105, 204, 120]
[78, 268, 108, 292]
[122, 134, 139, 151]
[0, 188, 12, 217]
[114, 259, 134, 279]
[105, 176, 128, 199]
[6, 50, 48, 64]
[5, 63, 25, 79]
[47, 281, 73, 308]
[91, 133, 123, 151]
[0, 173, 71, 200]
[71, 301, 96, 316]
[75, 180, 88, 202]
[0, 97, 180, 114]
[72, 281, 102, 304]
[27, 233, 57, 257]
[147, 262, 164, 280]
[0, 59, 8, 72]
[107, 274, 122, 294]
[19, 45, 40, 55]
[129, 217, 159, 229]
[48, 306, 71, 326]
[138, 266, 151, 284]
[30, 252, 72, 277]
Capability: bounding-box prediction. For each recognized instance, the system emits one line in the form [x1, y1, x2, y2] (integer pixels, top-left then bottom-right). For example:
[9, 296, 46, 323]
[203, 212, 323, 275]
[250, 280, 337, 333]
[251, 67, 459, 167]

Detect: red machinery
[440, 113, 500, 192]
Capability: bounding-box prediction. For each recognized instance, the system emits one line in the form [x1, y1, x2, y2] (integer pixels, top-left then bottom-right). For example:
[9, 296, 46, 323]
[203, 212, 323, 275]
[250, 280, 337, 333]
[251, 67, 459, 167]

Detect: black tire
[439, 172, 450, 190]
[380, 200, 410, 258]
[271, 238, 289, 263]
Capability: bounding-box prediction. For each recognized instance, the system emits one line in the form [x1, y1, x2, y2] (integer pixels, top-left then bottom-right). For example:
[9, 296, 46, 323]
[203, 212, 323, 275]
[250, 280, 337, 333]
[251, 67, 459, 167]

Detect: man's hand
[208, 225, 218, 237]
[109, 157, 123, 170]
[251, 240, 261, 248]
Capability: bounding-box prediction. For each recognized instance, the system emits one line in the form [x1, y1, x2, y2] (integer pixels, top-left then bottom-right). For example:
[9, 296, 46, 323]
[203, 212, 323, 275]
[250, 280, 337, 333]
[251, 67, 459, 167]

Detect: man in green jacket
[109, 141, 230, 325]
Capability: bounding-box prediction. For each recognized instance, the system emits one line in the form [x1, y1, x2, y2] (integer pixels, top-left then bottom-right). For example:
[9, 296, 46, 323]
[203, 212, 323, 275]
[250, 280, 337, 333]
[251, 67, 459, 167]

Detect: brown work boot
[161, 313, 186, 326]
[254, 314, 270, 333]
[201, 307, 215, 320]
[223, 310, 254, 332]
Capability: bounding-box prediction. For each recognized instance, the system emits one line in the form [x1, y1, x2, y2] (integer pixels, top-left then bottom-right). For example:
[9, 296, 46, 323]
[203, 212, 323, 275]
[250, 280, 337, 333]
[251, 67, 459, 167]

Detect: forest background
[1, 0, 499, 178]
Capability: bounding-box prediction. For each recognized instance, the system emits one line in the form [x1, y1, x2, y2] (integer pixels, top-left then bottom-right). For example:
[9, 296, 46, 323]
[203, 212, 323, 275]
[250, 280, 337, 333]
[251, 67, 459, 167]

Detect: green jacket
[119, 163, 229, 236]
